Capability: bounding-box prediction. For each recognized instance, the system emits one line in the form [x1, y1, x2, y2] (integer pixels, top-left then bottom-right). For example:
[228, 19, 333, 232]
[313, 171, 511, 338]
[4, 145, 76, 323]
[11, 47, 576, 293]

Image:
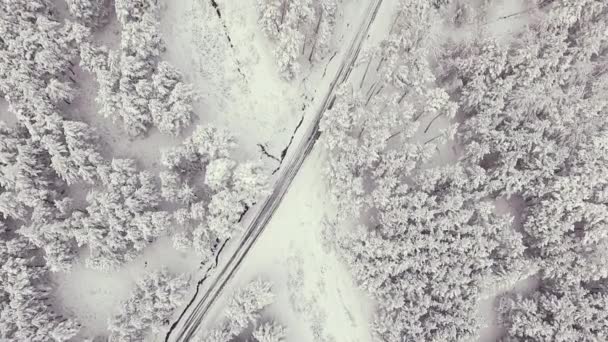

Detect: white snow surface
[52, 237, 200, 340]
[201, 147, 376, 342]
[158, 0, 306, 162]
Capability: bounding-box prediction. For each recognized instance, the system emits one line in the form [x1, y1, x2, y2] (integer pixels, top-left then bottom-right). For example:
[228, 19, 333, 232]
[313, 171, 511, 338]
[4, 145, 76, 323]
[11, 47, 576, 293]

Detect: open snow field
[198, 146, 376, 342]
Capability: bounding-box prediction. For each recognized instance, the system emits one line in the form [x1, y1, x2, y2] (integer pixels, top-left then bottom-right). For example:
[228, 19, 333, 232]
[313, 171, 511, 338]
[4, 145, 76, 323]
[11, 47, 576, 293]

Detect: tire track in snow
[166, 1, 384, 340]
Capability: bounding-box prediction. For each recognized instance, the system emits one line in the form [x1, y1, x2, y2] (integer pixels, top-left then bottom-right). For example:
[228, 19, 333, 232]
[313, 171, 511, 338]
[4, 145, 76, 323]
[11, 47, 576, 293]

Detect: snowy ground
[198, 147, 376, 342]
[52, 237, 200, 340]
[0, 97, 17, 128]
[170, 1, 404, 341]
[485, 0, 530, 39]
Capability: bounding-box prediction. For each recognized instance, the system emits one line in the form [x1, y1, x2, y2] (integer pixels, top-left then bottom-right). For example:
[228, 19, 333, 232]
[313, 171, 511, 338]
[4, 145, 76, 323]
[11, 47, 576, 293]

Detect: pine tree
[150, 61, 196, 136]
[0, 235, 80, 341]
[257, 0, 342, 79]
[159, 125, 268, 257]
[75, 159, 170, 270]
[257, 0, 283, 40]
[310, 0, 339, 62]
[65, 0, 110, 28]
[61, 120, 105, 183]
[442, 0, 608, 284]
[108, 269, 190, 341]
[333, 165, 526, 342]
[440, 1, 608, 338]
[253, 321, 287, 342]
[319, 3, 529, 340]
[81, 0, 198, 137]
[225, 279, 275, 334]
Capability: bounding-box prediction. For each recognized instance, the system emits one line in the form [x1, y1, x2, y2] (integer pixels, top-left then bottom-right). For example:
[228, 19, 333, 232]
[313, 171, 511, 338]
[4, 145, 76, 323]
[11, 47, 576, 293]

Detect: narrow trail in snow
[165, 1, 384, 340]
[209, 0, 246, 79]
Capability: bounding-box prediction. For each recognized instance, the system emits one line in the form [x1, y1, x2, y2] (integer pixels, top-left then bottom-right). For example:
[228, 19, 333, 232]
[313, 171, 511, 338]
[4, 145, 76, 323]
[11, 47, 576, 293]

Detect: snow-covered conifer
[197, 279, 276, 340]
[310, 0, 339, 62]
[258, 0, 342, 79]
[0, 1, 103, 183]
[225, 279, 275, 334]
[108, 269, 190, 341]
[274, 27, 305, 80]
[333, 165, 527, 342]
[62, 120, 105, 183]
[253, 321, 287, 342]
[205, 158, 237, 191]
[159, 127, 268, 256]
[498, 284, 608, 342]
[65, 0, 110, 27]
[438, 1, 608, 337]
[442, 0, 608, 286]
[80, 43, 123, 122]
[76, 159, 170, 270]
[257, 0, 283, 40]
[81, 0, 197, 137]
[115, 0, 157, 25]
[232, 162, 270, 207]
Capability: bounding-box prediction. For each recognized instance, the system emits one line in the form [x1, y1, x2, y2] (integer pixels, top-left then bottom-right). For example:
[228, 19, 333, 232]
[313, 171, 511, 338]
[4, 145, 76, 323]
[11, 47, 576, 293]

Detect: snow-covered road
[165, 1, 385, 340]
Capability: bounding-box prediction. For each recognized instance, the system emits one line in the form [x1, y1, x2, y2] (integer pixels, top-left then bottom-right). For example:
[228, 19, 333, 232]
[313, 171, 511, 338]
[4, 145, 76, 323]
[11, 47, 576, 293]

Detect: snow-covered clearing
[0, 97, 17, 128]
[52, 237, 200, 340]
[158, 0, 305, 161]
[165, 1, 405, 340]
[47, 0, 536, 340]
[198, 146, 376, 342]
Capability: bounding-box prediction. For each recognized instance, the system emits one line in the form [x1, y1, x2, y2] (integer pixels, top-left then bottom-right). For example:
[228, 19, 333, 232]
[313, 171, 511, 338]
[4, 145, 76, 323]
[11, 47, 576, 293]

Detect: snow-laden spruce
[73, 159, 171, 271]
[497, 283, 608, 342]
[0, 235, 80, 341]
[0, 122, 94, 272]
[257, 0, 341, 80]
[108, 268, 190, 341]
[330, 165, 526, 341]
[160, 125, 269, 260]
[253, 321, 288, 342]
[65, 0, 110, 28]
[0, 0, 104, 185]
[320, 1, 527, 340]
[442, 0, 608, 284]
[0, 0, 109, 269]
[198, 279, 286, 342]
[440, 0, 608, 339]
[80, 0, 196, 137]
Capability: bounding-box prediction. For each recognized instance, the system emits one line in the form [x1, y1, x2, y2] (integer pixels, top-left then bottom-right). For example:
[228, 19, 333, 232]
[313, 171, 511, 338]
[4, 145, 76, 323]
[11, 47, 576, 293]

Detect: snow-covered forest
[1, 0, 607, 341]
